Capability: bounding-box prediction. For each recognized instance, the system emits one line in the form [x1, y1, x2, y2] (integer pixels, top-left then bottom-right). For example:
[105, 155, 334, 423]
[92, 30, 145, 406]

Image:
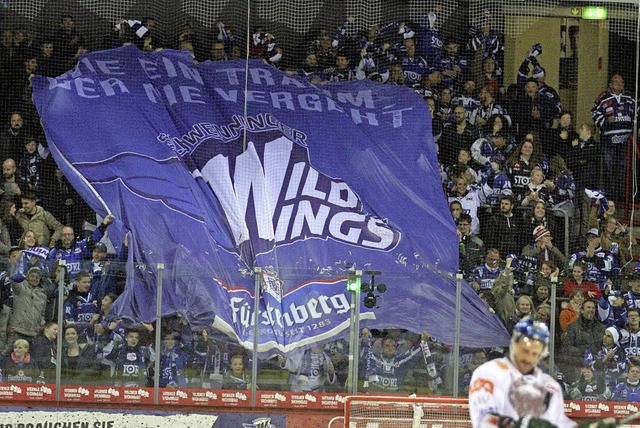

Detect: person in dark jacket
[560, 299, 606, 384]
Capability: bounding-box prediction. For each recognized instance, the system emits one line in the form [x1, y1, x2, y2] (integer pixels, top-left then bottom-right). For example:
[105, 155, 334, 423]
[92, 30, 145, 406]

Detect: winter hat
[606, 326, 620, 345]
[533, 225, 551, 241]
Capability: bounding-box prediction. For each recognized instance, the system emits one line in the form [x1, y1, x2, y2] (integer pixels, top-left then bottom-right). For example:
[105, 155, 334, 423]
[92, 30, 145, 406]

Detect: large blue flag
[31, 46, 509, 352]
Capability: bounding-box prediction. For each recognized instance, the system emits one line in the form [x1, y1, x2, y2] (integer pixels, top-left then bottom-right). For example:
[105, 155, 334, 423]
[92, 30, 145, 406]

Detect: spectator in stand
[561, 299, 605, 383]
[438, 106, 479, 169]
[457, 213, 485, 273]
[538, 259, 560, 283]
[215, 21, 234, 52]
[278, 343, 336, 392]
[598, 290, 627, 329]
[568, 364, 612, 401]
[61, 325, 99, 384]
[564, 122, 599, 238]
[449, 200, 463, 223]
[327, 51, 356, 82]
[506, 133, 547, 203]
[17, 229, 40, 252]
[86, 236, 125, 302]
[554, 111, 580, 163]
[466, 248, 502, 294]
[514, 295, 535, 320]
[222, 353, 250, 390]
[324, 339, 349, 391]
[468, 14, 503, 77]
[520, 166, 556, 208]
[249, 27, 282, 66]
[63, 271, 100, 338]
[532, 282, 550, 308]
[14, 192, 63, 247]
[424, 97, 442, 142]
[14, 231, 50, 282]
[600, 215, 631, 269]
[564, 260, 601, 300]
[590, 326, 626, 389]
[612, 364, 640, 402]
[2, 158, 23, 206]
[8, 266, 49, 345]
[547, 156, 576, 251]
[87, 293, 123, 383]
[158, 330, 189, 388]
[17, 136, 51, 198]
[452, 78, 480, 117]
[589, 198, 618, 231]
[0, 112, 27, 163]
[447, 176, 486, 236]
[360, 328, 440, 393]
[106, 328, 154, 387]
[209, 40, 227, 61]
[483, 195, 523, 256]
[568, 228, 616, 285]
[48, 214, 114, 281]
[36, 40, 63, 78]
[620, 308, 640, 362]
[482, 114, 514, 145]
[521, 225, 567, 272]
[437, 88, 455, 125]
[7, 54, 38, 115]
[309, 30, 337, 70]
[474, 57, 500, 95]
[29, 321, 57, 379]
[53, 15, 85, 67]
[516, 44, 562, 141]
[0, 339, 45, 383]
[445, 149, 481, 186]
[399, 37, 428, 86]
[439, 40, 466, 91]
[522, 201, 556, 248]
[591, 74, 635, 203]
[624, 272, 640, 309]
[1, 200, 21, 245]
[420, 67, 443, 99]
[559, 289, 585, 334]
[513, 77, 556, 143]
[469, 86, 511, 128]
[488, 255, 517, 331]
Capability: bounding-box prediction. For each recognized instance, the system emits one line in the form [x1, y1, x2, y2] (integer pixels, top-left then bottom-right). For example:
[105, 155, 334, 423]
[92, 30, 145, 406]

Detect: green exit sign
[583, 7, 607, 19]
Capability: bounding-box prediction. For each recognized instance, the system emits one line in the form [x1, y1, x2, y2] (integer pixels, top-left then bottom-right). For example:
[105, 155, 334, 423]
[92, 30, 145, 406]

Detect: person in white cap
[589, 326, 626, 390]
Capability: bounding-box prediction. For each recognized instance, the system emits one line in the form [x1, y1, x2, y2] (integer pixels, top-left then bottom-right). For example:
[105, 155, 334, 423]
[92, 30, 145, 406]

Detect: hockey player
[469, 318, 618, 428]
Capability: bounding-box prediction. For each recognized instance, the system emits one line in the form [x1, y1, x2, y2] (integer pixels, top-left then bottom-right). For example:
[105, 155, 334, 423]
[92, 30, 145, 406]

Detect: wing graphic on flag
[31, 46, 509, 353]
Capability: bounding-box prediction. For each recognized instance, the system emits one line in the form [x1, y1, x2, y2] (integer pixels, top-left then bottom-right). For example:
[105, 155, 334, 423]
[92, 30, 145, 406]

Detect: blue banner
[31, 46, 509, 352]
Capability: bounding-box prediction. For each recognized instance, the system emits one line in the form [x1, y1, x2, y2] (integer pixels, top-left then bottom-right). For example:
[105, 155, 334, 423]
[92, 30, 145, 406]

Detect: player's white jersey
[468, 357, 576, 428]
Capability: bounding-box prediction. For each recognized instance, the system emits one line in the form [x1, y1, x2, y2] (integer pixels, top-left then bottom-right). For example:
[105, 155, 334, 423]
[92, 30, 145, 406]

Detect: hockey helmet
[510, 317, 549, 364]
[512, 318, 549, 347]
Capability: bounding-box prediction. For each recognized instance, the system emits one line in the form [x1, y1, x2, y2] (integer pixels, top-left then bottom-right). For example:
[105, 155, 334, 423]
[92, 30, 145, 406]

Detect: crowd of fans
[0, 12, 637, 400]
